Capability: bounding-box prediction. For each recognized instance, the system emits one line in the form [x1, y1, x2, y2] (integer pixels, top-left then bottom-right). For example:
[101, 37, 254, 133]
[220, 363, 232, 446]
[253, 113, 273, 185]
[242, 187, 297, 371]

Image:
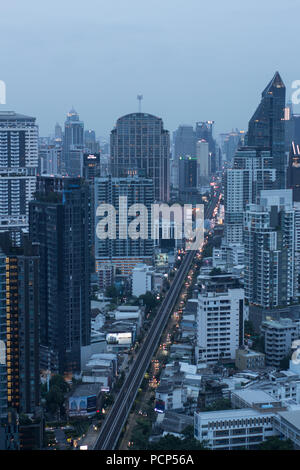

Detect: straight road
[92, 193, 220, 450]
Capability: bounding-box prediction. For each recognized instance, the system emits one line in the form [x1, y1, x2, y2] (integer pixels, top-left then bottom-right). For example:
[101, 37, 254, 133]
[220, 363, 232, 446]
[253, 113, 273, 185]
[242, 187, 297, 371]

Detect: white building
[132, 263, 154, 297]
[194, 407, 276, 449]
[244, 190, 295, 309]
[261, 318, 300, 367]
[196, 139, 209, 182]
[0, 111, 38, 244]
[196, 287, 244, 364]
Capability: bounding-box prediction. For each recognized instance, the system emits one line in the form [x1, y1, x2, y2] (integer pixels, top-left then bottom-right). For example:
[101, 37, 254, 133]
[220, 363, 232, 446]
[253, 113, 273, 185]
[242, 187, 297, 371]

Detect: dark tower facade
[29, 176, 90, 374]
[247, 72, 286, 189]
[110, 113, 170, 202]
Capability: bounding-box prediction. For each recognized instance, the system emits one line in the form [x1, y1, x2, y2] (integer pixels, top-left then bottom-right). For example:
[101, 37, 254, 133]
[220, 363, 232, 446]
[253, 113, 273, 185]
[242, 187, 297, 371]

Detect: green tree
[279, 354, 291, 370]
[258, 437, 294, 450]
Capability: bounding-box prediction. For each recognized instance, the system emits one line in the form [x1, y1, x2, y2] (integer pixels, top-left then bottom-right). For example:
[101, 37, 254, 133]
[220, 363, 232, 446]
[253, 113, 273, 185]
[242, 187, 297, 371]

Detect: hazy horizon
[1, 0, 300, 139]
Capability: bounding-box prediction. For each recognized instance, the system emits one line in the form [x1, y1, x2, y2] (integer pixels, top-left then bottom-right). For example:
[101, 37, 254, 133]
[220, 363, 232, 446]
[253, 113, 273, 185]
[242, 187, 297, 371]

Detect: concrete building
[235, 348, 265, 370]
[196, 284, 244, 364]
[110, 112, 170, 202]
[95, 176, 154, 275]
[261, 318, 300, 367]
[0, 111, 38, 244]
[194, 407, 276, 450]
[244, 190, 295, 320]
[132, 263, 154, 297]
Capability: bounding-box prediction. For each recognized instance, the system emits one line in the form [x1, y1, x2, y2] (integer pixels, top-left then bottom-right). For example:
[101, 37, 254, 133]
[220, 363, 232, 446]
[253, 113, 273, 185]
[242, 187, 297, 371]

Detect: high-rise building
[178, 155, 198, 202]
[195, 121, 218, 173]
[54, 122, 63, 142]
[287, 141, 300, 201]
[224, 147, 276, 244]
[63, 108, 84, 177]
[196, 139, 210, 184]
[0, 232, 40, 419]
[195, 272, 244, 364]
[95, 176, 154, 276]
[29, 176, 90, 373]
[248, 72, 286, 189]
[110, 113, 170, 202]
[39, 143, 62, 175]
[84, 129, 100, 154]
[0, 111, 38, 244]
[173, 125, 196, 188]
[244, 190, 295, 321]
[82, 153, 101, 273]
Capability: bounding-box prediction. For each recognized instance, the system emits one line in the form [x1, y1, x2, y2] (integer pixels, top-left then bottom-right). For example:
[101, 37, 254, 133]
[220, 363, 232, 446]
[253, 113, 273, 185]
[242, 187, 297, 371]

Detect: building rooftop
[69, 383, 102, 397]
[0, 111, 35, 121]
[276, 410, 300, 430]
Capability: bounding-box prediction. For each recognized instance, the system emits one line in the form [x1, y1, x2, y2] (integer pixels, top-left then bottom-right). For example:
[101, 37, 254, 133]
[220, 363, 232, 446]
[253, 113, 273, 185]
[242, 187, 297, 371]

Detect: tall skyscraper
[173, 125, 196, 188]
[84, 129, 100, 154]
[63, 108, 84, 177]
[224, 146, 276, 244]
[29, 176, 90, 373]
[110, 113, 170, 202]
[195, 121, 218, 173]
[82, 153, 101, 273]
[247, 72, 286, 189]
[196, 139, 210, 185]
[244, 190, 295, 327]
[0, 112, 38, 244]
[95, 176, 154, 276]
[0, 232, 40, 451]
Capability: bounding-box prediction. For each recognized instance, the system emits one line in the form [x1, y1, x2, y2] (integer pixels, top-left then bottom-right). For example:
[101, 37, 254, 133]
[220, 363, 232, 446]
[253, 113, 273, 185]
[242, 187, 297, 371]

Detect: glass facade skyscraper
[29, 176, 90, 374]
[248, 72, 286, 189]
[110, 113, 170, 202]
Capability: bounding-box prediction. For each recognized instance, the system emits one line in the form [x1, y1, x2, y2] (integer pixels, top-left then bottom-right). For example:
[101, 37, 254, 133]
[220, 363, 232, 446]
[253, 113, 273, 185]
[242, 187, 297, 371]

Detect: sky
[0, 0, 300, 140]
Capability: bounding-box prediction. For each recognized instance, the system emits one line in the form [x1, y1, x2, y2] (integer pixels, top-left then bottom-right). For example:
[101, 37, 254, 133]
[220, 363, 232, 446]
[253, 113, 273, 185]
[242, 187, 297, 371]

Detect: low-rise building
[235, 348, 265, 370]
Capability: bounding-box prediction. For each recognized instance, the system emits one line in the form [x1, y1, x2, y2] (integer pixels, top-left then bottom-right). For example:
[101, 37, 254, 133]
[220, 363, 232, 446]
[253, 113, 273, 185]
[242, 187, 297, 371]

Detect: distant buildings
[63, 108, 84, 177]
[0, 111, 38, 244]
[110, 113, 170, 202]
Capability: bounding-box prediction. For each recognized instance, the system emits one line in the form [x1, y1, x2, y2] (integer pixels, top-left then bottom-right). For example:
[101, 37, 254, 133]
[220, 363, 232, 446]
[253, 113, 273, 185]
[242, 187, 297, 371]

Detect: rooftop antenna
[137, 94, 143, 113]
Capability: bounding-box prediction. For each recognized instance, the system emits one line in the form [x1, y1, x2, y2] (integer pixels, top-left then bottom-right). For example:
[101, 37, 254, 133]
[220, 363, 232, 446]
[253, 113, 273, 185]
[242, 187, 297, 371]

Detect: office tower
[178, 155, 199, 203]
[110, 113, 170, 202]
[261, 318, 300, 368]
[29, 176, 90, 374]
[63, 108, 84, 176]
[84, 129, 100, 154]
[95, 176, 154, 276]
[39, 143, 62, 175]
[195, 272, 244, 364]
[196, 139, 210, 187]
[82, 152, 100, 180]
[248, 71, 286, 189]
[54, 122, 63, 141]
[287, 142, 300, 201]
[0, 111, 38, 244]
[294, 202, 300, 298]
[219, 130, 245, 163]
[82, 153, 101, 273]
[173, 125, 196, 187]
[224, 147, 276, 244]
[244, 190, 295, 327]
[0, 232, 40, 429]
[195, 121, 217, 173]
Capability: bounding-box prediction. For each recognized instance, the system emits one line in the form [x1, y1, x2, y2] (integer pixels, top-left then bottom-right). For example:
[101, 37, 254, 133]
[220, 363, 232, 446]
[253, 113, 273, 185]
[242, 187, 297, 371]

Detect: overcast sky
[0, 0, 299, 139]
